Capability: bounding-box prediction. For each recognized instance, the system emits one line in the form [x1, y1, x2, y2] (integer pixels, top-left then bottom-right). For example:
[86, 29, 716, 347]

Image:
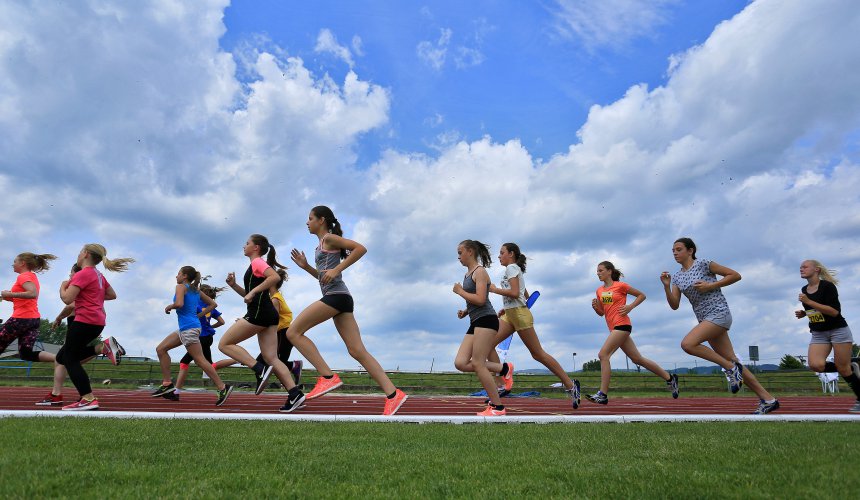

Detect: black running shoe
[280, 390, 306, 413]
[216, 384, 234, 407]
[255, 365, 274, 395]
[162, 392, 180, 401]
[668, 373, 680, 399]
[151, 384, 176, 397]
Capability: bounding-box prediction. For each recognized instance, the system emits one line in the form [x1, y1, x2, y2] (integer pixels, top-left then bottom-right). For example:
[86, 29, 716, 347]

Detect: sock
[211, 364, 218, 371]
[253, 361, 265, 374]
[492, 404, 505, 410]
[323, 374, 334, 379]
[764, 398, 777, 404]
[842, 373, 860, 399]
[499, 363, 510, 377]
[824, 361, 838, 372]
[387, 391, 397, 399]
[286, 361, 294, 371]
[173, 389, 181, 395]
[288, 386, 302, 397]
[179, 362, 190, 371]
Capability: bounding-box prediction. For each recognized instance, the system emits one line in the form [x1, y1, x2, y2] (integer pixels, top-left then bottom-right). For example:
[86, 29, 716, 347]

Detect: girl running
[588, 260, 678, 405]
[288, 206, 407, 416]
[796, 260, 860, 413]
[35, 264, 85, 406]
[452, 239, 509, 416]
[218, 234, 305, 413]
[0, 253, 58, 367]
[488, 243, 581, 409]
[56, 244, 132, 411]
[168, 283, 228, 400]
[660, 237, 779, 414]
[152, 267, 233, 406]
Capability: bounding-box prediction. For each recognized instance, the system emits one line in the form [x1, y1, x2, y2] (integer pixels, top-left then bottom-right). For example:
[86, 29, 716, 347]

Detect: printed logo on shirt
[601, 291, 613, 304]
[806, 309, 825, 323]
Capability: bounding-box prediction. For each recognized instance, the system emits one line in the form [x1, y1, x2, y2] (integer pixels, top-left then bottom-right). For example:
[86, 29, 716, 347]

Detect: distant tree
[37, 318, 66, 346]
[582, 359, 601, 372]
[853, 343, 859, 357]
[778, 354, 804, 370]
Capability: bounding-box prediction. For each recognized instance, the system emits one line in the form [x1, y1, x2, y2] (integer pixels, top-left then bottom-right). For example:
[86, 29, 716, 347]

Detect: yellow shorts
[500, 306, 534, 331]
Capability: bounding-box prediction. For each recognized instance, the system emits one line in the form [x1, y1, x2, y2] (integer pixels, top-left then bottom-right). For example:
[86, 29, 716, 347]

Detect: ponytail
[805, 259, 839, 285]
[249, 234, 287, 271]
[502, 243, 527, 273]
[83, 244, 134, 272]
[275, 268, 288, 290]
[200, 282, 227, 299]
[311, 205, 348, 258]
[599, 261, 623, 281]
[179, 266, 202, 290]
[17, 252, 58, 273]
[460, 239, 492, 268]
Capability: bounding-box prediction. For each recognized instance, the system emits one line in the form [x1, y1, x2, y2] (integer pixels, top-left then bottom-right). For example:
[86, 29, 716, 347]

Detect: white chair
[817, 372, 839, 394]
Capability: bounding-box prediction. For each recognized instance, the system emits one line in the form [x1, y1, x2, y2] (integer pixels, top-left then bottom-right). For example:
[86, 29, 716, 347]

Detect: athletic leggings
[255, 328, 295, 367]
[0, 317, 42, 362]
[179, 335, 214, 365]
[55, 321, 104, 397]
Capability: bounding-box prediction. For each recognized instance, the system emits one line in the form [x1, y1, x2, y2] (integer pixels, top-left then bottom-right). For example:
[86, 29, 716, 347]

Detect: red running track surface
[0, 387, 856, 416]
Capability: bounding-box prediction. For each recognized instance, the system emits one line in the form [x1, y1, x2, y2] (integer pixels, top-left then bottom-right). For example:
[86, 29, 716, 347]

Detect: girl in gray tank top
[288, 206, 408, 416]
[452, 239, 511, 416]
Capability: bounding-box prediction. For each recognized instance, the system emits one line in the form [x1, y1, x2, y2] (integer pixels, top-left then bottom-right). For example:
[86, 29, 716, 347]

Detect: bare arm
[198, 292, 217, 316]
[660, 272, 681, 310]
[619, 287, 646, 316]
[1, 281, 38, 300]
[489, 275, 520, 299]
[165, 284, 186, 313]
[455, 268, 491, 306]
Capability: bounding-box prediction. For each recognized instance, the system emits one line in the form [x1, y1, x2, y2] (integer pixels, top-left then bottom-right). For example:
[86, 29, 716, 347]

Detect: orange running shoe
[502, 362, 514, 391]
[306, 374, 343, 400]
[476, 404, 506, 417]
[382, 389, 408, 416]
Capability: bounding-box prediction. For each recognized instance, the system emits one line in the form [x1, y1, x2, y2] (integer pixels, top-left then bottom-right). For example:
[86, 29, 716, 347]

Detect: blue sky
[1, 0, 859, 375]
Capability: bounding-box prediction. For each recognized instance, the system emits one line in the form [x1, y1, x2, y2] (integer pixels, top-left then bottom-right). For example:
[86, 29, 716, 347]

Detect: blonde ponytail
[806, 259, 839, 285]
[83, 244, 135, 272]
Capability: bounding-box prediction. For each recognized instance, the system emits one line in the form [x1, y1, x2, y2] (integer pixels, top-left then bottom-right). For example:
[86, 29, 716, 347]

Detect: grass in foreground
[0, 419, 857, 498]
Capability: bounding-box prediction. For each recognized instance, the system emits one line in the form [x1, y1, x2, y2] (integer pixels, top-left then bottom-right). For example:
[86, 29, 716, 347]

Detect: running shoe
[382, 389, 408, 416]
[850, 400, 860, 414]
[753, 399, 780, 415]
[502, 362, 515, 391]
[255, 364, 274, 395]
[290, 360, 303, 386]
[484, 387, 511, 404]
[306, 374, 343, 400]
[215, 384, 234, 407]
[102, 337, 124, 366]
[668, 373, 680, 399]
[151, 384, 176, 397]
[567, 379, 581, 410]
[476, 404, 506, 417]
[586, 391, 608, 405]
[62, 398, 99, 411]
[280, 390, 307, 413]
[852, 361, 860, 379]
[726, 361, 744, 394]
[201, 370, 210, 380]
[35, 393, 62, 406]
[162, 392, 180, 401]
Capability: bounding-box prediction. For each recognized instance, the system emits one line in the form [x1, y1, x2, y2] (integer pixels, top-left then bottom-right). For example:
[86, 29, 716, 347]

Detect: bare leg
[285, 301, 340, 376]
[471, 328, 502, 406]
[155, 332, 182, 385]
[680, 321, 735, 370]
[185, 342, 227, 391]
[807, 343, 833, 372]
[832, 343, 855, 377]
[595, 330, 629, 394]
[620, 336, 671, 382]
[333, 313, 395, 395]
[709, 331, 774, 401]
[258, 326, 296, 390]
[490, 320, 516, 388]
[218, 319, 263, 367]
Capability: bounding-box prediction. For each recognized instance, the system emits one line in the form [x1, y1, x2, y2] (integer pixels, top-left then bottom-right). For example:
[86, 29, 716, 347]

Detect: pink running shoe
[476, 404, 506, 417]
[62, 398, 99, 411]
[35, 393, 62, 406]
[382, 389, 408, 416]
[102, 337, 124, 366]
[306, 374, 343, 400]
[502, 362, 514, 391]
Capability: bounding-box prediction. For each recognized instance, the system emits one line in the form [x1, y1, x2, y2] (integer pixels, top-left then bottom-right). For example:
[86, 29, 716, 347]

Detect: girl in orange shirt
[588, 261, 678, 404]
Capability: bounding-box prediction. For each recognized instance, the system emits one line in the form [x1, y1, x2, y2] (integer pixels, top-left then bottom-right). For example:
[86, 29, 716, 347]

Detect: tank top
[315, 234, 350, 296]
[174, 284, 200, 331]
[244, 258, 275, 316]
[463, 266, 496, 322]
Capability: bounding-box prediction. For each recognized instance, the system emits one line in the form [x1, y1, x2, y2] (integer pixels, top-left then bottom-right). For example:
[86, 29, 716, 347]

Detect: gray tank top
[315, 234, 350, 296]
[464, 267, 496, 322]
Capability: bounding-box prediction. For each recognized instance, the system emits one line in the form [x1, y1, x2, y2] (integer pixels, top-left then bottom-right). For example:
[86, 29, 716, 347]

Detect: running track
[0, 387, 857, 423]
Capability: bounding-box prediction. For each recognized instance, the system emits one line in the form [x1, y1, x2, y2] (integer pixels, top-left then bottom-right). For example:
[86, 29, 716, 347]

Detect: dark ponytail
[312, 205, 348, 259]
[460, 240, 492, 268]
[180, 265, 202, 291]
[249, 233, 287, 271]
[274, 268, 288, 290]
[598, 261, 623, 281]
[502, 242, 527, 273]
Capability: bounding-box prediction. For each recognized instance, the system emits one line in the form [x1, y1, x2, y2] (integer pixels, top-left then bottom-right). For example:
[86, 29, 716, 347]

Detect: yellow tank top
[271, 291, 293, 330]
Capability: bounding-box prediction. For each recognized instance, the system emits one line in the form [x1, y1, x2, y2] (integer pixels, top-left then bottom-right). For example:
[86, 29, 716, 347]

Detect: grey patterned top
[671, 258, 731, 322]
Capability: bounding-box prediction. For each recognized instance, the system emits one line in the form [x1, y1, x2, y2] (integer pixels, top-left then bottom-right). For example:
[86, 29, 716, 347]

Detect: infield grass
[0, 418, 857, 498]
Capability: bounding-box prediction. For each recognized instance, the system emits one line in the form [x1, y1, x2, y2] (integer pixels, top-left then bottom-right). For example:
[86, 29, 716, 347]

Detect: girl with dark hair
[219, 234, 305, 413]
[796, 260, 860, 413]
[660, 238, 779, 414]
[289, 206, 408, 416]
[0, 252, 58, 367]
[56, 244, 133, 410]
[151, 266, 233, 406]
[488, 243, 581, 409]
[453, 239, 509, 416]
[589, 261, 677, 404]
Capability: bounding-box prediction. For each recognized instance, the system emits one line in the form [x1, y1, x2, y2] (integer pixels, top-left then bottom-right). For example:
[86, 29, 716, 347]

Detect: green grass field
[0, 418, 857, 498]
